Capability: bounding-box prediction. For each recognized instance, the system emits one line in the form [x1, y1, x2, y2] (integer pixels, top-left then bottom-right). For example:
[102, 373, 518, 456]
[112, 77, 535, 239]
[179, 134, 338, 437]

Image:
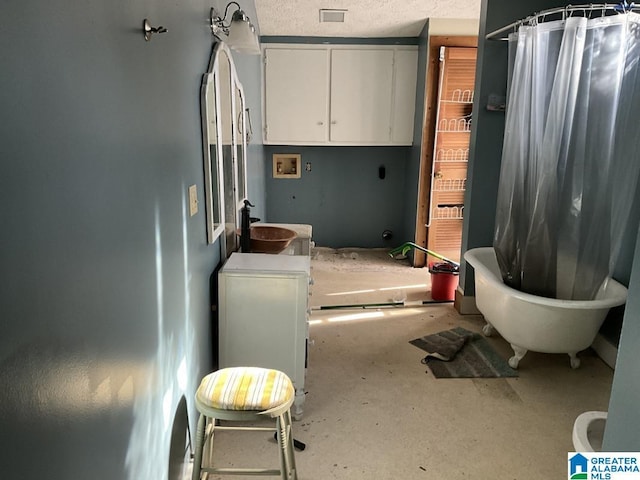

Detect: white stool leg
[287, 410, 298, 480]
[204, 418, 216, 470]
[191, 414, 206, 480]
[275, 415, 287, 480]
[278, 411, 298, 480]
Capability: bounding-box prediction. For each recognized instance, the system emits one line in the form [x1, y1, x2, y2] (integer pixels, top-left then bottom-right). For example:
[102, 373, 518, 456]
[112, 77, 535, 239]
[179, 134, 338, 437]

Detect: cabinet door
[330, 49, 394, 143]
[219, 272, 308, 389]
[264, 48, 329, 143]
[392, 49, 419, 145]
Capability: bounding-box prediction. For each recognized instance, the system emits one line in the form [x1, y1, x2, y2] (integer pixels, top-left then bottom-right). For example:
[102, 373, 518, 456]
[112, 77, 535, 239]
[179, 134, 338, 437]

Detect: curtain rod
[485, 3, 639, 40]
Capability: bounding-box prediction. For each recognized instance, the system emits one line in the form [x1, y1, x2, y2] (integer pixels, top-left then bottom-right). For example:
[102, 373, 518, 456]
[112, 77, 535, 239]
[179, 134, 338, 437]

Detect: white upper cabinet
[329, 49, 394, 143]
[264, 48, 329, 143]
[263, 44, 418, 146]
[392, 49, 419, 144]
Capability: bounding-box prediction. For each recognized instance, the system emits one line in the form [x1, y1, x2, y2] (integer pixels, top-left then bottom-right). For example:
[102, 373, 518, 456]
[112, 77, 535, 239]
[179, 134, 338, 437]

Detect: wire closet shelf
[485, 2, 640, 41]
[436, 148, 470, 163]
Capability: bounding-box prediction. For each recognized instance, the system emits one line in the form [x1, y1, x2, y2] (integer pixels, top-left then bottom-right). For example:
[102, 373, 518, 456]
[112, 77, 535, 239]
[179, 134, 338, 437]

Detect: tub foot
[482, 323, 495, 337]
[508, 344, 528, 369]
[569, 353, 581, 369]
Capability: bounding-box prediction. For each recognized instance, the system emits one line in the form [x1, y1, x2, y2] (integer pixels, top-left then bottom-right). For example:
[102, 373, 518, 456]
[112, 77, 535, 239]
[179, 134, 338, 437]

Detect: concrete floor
[200, 248, 614, 479]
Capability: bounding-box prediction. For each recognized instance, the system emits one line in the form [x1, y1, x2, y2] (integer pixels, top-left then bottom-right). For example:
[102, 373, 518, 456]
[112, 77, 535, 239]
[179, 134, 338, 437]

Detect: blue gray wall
[605, 224, 640, 450]
[0, 0, 264, 478]
[234, 52, 268, 221]
[264, 146, 411, 247]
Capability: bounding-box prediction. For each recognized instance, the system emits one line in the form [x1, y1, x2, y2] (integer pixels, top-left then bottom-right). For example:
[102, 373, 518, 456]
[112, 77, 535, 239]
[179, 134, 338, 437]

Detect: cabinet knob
[331, 120, 337, 125]
[317, 121, 324, 126]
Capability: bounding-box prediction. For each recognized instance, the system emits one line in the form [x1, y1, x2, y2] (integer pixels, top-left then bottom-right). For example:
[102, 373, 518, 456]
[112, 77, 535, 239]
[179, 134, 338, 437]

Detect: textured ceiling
[254, 0, 482, 37]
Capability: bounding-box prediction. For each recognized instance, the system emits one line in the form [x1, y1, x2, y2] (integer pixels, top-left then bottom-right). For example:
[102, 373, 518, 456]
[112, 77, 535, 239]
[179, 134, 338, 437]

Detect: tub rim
[464, 247, 628, 309]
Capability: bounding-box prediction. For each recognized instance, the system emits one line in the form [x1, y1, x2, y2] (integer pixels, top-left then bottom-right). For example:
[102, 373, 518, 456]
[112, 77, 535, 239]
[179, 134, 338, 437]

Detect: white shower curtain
[494, 13, 640, 300]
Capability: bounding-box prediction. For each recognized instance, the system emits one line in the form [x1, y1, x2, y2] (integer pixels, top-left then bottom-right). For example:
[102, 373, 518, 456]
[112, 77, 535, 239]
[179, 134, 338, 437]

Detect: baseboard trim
[454, 287, 481, 315]
[591, 334, 618, 369]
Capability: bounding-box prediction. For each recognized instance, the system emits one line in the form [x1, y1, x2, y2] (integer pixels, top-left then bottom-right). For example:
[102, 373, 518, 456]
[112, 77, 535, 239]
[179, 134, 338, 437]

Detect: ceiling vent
[319, 9, 347, 23]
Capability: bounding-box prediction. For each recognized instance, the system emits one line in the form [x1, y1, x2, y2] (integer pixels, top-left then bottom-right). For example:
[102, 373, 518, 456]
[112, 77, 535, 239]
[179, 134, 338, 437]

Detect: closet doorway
[414, 36, 477, 268]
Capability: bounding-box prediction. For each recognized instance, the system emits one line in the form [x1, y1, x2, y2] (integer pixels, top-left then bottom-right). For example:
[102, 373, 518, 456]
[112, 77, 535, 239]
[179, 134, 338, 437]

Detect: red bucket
[429, 262, 459, 301]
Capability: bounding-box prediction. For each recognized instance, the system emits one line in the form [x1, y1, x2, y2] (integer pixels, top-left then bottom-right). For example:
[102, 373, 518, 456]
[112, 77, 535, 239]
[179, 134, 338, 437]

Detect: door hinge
[439, 46, 445, 62]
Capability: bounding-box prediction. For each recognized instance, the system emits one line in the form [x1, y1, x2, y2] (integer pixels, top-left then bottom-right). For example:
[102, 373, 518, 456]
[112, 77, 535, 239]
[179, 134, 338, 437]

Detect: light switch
[189, 185, 198, 216]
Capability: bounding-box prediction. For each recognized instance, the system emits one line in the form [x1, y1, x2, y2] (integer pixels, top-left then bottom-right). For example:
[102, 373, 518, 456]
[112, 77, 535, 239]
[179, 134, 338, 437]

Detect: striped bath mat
[410, 327, 518, 378]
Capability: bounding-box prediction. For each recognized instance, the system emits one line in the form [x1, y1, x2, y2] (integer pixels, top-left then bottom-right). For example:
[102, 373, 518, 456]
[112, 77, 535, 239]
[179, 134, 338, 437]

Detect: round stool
[191, 366, 298, 480]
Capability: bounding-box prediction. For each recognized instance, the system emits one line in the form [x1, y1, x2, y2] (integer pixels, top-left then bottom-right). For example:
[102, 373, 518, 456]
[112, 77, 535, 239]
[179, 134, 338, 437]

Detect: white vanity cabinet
[218, 252, 311, 418]
[263, 44, 418, 146]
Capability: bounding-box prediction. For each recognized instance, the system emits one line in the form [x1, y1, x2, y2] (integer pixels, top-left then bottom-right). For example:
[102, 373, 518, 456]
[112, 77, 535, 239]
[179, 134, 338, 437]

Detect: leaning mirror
[201, 54, 223, 244]
[218, 48, 237, 255]
[235, 86, 248, 204]
[201, 41, 248, 255]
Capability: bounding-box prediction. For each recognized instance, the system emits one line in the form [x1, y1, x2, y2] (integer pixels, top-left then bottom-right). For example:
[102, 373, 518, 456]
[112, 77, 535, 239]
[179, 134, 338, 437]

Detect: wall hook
[143, 19, 168, 41]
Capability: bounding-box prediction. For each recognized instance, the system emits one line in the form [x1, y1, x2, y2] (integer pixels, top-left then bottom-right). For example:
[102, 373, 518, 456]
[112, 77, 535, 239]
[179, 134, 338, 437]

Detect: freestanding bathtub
[463, 247, 628, 369]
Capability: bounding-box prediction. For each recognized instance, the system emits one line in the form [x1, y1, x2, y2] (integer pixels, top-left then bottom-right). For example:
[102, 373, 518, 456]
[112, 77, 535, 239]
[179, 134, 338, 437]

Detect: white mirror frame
[201, 41, 248, 254]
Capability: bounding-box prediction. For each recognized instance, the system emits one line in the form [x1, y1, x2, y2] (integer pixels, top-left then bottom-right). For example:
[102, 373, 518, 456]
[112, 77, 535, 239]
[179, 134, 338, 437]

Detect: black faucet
[240, 199, 254, 252]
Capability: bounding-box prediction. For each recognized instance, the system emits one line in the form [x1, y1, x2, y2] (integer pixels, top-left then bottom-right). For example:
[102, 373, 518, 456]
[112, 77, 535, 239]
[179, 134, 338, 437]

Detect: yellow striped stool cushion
[196, 367, 294, 411]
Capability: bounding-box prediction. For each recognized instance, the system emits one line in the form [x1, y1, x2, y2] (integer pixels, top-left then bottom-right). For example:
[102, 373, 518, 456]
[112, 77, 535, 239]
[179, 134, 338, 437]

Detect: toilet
[572, 411, 608, 452]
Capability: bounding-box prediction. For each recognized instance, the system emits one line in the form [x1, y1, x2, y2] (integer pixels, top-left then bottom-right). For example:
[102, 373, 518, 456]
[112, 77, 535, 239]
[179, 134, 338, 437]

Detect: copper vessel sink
[237, 225, 297, 254]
